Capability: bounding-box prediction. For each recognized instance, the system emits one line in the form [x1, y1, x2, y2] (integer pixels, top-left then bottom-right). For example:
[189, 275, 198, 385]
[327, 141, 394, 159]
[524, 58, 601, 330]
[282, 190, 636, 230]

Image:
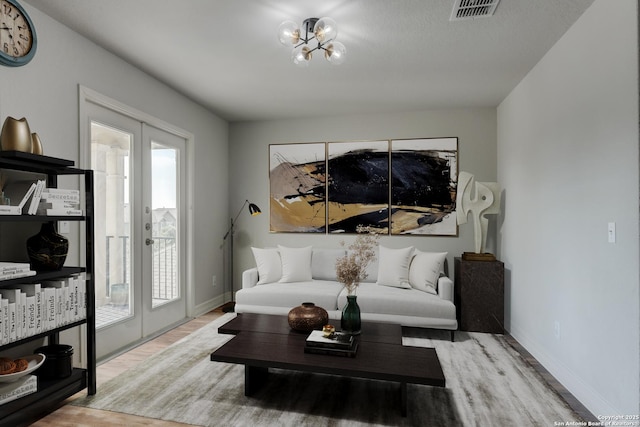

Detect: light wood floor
[31, 308, 225, 427]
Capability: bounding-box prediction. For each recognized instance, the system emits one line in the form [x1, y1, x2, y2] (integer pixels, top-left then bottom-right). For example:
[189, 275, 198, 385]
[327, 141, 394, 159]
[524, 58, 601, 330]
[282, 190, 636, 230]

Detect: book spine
[0, 375, 38, 405]
[28, 180, 45, 215]
[1, 299, 7, 344]
[17, 182, 37, 210]
[0, 271, 36, 281]
[41, 188, 80, 195]
[37, 201, 79, 209]
[304, 346, 357, 358]
[7, 303, 16, 342]
[39, 193, 80, 202]
[18, 292, 26, 340]
[36, 208, 83, 216]
[0, 206, 21, 215]
[44, 287, 56, 331]
[305, 341, 353, 350]
[25, 295, 36, 338]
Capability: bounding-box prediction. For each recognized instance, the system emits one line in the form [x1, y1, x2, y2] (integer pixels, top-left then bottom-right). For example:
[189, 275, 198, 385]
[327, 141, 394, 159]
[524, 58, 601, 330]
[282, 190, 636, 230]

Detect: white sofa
[235, 246, 458, 334]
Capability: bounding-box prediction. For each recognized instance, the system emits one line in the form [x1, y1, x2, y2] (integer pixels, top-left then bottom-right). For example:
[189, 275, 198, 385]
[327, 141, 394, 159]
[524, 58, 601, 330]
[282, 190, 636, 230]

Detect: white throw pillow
[251, 247, 282, 285]
[409, 251, 447, 295]
[311, 249, 346, 281]
[376, 246, 414, 289]
[278, 245, 313, 283]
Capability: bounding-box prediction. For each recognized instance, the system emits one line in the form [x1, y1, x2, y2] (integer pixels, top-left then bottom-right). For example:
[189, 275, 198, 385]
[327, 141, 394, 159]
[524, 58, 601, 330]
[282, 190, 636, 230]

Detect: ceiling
[24, 0, 595, 122]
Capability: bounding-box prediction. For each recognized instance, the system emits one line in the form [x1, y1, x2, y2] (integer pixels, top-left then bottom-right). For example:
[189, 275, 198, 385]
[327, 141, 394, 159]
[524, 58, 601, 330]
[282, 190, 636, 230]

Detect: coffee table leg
[400, 382, 407, 417]
[245, 365, 269, 396]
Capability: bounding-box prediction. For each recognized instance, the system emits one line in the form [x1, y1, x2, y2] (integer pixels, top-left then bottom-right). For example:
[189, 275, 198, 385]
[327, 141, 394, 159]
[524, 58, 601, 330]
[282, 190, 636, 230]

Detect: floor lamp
[222, 199, 261, 313]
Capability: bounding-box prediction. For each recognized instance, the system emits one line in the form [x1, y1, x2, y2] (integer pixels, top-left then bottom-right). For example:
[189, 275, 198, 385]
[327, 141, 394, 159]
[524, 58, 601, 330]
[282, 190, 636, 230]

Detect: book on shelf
[0, 289, 23, 342]
[0, 182, 37, 215]
[40, 188, 80, 203]
[37, 201, 79, 210]
[0, 298, 7, 345]
[0, 270, 36, 281]
[0, 206, 21, 215]
[0, 262, 33, 280]
[13, 284, 42, 334]
[27, 180, 46, 215]
[306, 330, 355, 349]
[0, 262, 31, 272]
[36, 208, 83, 216]
[0, 375, 37, 405]
[36, 196, 82, 216]
[40, 188, 79, 195]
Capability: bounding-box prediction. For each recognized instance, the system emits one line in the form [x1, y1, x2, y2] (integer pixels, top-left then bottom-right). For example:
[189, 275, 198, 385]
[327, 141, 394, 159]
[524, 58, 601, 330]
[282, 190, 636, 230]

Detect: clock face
[0, 0, 36, 66]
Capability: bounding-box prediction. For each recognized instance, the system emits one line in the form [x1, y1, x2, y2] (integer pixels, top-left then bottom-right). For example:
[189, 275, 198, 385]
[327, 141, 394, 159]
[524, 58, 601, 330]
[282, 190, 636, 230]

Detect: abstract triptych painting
[269, 137, 458, 235]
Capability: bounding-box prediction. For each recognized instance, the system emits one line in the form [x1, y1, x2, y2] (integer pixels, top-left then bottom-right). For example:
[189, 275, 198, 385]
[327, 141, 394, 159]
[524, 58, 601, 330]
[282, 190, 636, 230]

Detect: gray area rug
[73, 313, 582, 426]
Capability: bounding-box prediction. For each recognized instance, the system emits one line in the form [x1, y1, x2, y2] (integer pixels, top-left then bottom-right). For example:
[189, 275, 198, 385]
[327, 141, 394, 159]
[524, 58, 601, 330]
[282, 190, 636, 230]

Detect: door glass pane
[91, 121, 133, 328]
[151, 142, 179, 308]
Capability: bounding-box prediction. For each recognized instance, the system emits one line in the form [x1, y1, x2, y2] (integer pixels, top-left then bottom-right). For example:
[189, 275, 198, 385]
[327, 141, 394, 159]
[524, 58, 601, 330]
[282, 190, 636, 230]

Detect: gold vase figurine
[31, 132, 43, 155]
[0, 117, 32, 153]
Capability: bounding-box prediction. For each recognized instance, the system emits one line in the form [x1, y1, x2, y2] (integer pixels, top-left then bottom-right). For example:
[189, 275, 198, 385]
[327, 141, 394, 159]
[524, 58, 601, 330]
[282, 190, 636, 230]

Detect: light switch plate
[607, 222, 616, 243]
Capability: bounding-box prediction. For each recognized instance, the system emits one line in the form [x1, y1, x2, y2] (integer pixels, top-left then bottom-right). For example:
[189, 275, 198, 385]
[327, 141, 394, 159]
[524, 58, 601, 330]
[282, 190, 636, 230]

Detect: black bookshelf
[0, 152, 95, 426]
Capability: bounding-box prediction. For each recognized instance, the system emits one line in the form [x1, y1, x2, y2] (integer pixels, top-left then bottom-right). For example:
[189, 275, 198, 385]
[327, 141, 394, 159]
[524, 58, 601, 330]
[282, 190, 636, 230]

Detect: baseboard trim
[191, 295, 225, 318]
[509, 324, 619, 418]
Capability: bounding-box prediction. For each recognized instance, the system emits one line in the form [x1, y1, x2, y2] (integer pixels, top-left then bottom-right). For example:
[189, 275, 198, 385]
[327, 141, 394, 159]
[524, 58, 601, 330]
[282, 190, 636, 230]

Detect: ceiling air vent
[450, 0, 500, 21]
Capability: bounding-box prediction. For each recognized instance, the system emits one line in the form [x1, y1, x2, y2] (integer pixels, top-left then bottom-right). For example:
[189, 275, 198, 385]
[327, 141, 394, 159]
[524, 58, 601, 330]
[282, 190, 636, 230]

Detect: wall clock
[0, 0, 36, 67]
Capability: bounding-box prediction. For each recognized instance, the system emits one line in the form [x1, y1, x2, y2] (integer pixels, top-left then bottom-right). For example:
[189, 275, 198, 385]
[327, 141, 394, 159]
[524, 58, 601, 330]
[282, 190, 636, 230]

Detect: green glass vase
[341, 294, 361, 335]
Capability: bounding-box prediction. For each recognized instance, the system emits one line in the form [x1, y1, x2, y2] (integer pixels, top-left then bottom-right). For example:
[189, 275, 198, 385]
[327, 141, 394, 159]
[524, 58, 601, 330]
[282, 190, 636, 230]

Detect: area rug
[73, 313, 583, 426]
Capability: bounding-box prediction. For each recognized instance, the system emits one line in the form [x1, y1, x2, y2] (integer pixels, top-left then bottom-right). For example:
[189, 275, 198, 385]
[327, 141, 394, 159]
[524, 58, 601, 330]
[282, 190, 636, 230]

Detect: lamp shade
[292, 45, 312, 66]
[248, 203, 261, 216]
[314, 17, 338, 43]
[325, 41, 346, 65]
[278, 20, 300, 45]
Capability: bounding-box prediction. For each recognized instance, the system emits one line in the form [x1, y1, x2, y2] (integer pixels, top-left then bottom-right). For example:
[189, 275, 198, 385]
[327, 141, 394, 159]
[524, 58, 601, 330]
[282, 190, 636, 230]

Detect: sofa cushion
[236, 281, 344, 311]
[409, 251, 448, 295]
[376, 246, 413, 289]
[338, 283, 455, 321]
[311, 249, 346, 281]
[251, 247, 281, 285]
[278, 245, 312, 283]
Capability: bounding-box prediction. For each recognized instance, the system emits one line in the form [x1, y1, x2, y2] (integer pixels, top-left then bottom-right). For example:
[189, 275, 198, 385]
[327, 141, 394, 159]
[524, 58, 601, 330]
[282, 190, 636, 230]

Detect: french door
[84, 100, 187, 360]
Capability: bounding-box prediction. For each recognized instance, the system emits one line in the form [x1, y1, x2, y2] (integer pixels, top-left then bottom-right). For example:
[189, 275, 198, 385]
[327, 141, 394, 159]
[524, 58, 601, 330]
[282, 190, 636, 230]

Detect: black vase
[26, 222, 69, 271]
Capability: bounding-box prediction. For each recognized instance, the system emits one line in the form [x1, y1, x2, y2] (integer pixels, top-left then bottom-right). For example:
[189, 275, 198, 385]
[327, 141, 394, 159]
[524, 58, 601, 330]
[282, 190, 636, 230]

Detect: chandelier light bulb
[278, 20, 300, 45]
[292, 45, 312, 67]
[314, 17, 338, 43]
[325, 41, 346, 65]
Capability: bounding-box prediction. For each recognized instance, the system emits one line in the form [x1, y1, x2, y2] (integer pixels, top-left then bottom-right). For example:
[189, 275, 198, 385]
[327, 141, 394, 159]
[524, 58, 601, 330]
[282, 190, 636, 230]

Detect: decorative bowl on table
[0, 353, 45, 383]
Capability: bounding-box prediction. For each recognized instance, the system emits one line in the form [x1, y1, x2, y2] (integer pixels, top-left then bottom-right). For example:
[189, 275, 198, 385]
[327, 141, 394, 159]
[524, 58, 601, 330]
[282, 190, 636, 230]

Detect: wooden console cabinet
[454, 257, 504, 334]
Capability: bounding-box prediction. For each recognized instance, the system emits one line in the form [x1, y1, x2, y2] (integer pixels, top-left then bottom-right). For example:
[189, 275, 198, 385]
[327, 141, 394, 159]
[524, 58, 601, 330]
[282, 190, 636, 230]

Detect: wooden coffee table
[210, 313, 445, 416]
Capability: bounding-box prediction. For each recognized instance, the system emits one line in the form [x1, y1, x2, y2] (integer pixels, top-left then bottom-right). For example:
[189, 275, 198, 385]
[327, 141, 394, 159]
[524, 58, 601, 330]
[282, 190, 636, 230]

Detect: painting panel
[327, 141, 389, 234]
[390, 138, 458, 235]
[269, 143, 326, 233]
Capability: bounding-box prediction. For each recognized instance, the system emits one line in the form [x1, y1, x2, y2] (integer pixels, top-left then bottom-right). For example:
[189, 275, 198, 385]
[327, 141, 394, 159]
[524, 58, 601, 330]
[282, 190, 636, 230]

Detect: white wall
[497, 0, 639, 416]
[229, 108, 497, 292]
[0, 4, 229, 318]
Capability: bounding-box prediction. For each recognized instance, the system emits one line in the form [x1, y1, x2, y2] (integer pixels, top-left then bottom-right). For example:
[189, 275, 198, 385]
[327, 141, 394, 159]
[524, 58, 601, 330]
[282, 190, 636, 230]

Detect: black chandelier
[278, 17, 346, 67]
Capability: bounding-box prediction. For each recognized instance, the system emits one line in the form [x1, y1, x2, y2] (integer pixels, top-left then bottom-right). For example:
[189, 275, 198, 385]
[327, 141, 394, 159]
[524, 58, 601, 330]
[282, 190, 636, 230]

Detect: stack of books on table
[0, 263, 35, 281]
[35, 188, 82, 216]
[304, 330, 358, 357]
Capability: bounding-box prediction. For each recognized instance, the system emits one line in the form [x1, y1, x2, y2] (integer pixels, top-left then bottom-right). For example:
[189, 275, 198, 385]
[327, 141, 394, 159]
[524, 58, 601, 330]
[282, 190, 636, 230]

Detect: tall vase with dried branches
[335, 226, 379, 335]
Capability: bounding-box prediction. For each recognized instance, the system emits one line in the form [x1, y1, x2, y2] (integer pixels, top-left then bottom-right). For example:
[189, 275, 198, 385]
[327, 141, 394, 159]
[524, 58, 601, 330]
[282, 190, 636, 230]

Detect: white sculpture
[456, 171, 501, 255]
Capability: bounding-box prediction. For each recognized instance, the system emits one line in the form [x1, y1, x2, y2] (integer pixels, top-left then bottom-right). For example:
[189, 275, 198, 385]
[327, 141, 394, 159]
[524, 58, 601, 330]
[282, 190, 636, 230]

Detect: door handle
[146, 238, 154, 246]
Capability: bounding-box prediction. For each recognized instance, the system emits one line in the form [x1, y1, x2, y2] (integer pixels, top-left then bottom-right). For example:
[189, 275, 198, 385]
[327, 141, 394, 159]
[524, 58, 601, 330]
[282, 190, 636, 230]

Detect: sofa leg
[450, 330, 455, 342]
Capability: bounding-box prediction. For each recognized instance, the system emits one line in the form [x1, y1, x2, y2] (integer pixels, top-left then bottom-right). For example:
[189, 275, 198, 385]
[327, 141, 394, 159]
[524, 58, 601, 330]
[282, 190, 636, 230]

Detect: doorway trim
[78, 85, 196, 317]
